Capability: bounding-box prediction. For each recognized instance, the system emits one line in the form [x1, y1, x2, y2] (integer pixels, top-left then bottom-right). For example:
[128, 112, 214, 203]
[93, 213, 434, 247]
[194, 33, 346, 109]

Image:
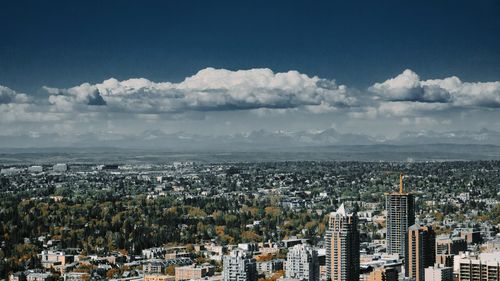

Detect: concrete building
[458, 252, 500, 281]
[26, 273, 52, 281]
[436, 237, 467, 267]
[52, 163, 68, 172]
[424, 264, 453, 281]
[62, 272, 89, 281]
[142, 247, 167, 259]
[256, 259, 283, 275]
[143, 260, 169, 274]
[39, 250, 74, 271]
[366, 268, 398, 281]
[28, 166, 43, 173]
[223, 250, 257, 281]
[406, 225, 436, 281]
[325, 204, 359, 281]
[436, 237, 467, 255]
[460, 230, 481, 245]
[436, 254, 454, 268]
[144, 275, 170, 281]
[175, 265, 214, 281]
[386, 174, 415, 258]
[285, 244, 319, 281]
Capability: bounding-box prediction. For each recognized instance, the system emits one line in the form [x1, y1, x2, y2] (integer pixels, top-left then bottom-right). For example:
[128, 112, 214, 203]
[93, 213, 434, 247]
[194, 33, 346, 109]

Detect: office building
[223, 250, 257, 281]
[325, 204, 359, 281]
[406, 225, 436, 281]
[285, 244, 319, 281]
[386, 174, 415, 258]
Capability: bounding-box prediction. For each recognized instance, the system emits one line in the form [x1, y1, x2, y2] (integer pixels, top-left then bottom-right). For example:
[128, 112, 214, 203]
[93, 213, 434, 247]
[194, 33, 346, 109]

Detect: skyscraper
[406, 224, 436, 281]
[223, 250, 257, 281]
[325, 204, 359, 281]
[386, 173, 415, 258]
[286, 244, 319, 281]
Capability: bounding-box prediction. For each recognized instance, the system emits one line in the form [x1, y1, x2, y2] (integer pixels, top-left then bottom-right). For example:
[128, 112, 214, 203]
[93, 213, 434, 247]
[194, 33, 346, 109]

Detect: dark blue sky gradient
[1, 0, 499, 93]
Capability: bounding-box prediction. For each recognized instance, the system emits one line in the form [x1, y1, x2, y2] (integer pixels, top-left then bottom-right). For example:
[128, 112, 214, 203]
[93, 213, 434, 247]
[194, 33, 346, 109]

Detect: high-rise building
[424, 264, 453, 281]
[406, 225, 436, 281]
[325, 204, 359, 281]
[386, 173, 415, 258]
[458, 252, 500, 281]
[285, 244, 319, 281]
[367, 268, 398, 281]
[223, 250, 257, 281]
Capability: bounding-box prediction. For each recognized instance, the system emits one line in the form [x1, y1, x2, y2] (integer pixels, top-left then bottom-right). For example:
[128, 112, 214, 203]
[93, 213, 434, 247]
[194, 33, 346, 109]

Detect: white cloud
[377, 101, 450, 117]
[44, 68, 357, 113]
[0, 85, 30, 104]
[0, 103, 62, 123]
[369, 69, 451, 103]
[370, 69, 500, 107]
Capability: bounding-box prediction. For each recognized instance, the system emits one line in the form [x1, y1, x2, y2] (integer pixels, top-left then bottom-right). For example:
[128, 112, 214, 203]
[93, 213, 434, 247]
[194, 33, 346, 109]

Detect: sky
[1, 0, 500, 147]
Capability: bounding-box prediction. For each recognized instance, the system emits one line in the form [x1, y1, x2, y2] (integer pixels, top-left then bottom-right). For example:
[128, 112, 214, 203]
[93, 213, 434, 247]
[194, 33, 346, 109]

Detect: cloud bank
[44, 68, 356, 113]
[0, 68, 499, 142]
[370, 69, 500, 107]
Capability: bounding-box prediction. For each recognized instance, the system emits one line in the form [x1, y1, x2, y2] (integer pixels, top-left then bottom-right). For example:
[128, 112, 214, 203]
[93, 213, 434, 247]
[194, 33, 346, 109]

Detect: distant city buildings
[285, 244, 319, 281]
[1, 163, 499, 281]
[386, 174, 415, 258]
[325, 204, 359, 281]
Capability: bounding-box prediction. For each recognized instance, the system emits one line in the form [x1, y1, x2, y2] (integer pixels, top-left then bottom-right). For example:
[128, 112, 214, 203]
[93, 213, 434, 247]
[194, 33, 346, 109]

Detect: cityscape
[1, 1, 500, 281]
[0, 161, 499, 281]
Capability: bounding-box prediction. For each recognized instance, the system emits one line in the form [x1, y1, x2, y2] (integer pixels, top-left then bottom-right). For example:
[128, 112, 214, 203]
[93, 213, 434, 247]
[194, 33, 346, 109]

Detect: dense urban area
[1, 161, 499, 281]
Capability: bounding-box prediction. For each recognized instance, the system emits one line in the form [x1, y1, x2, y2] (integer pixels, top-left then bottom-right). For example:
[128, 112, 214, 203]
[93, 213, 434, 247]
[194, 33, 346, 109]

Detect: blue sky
[0, 0, 500, 146]
[2, 0, 499, 92]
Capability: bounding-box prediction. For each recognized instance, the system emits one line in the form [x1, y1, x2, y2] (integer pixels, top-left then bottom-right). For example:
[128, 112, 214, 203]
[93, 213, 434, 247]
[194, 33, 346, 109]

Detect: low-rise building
[175, 265, 215, 281]
[424, 264, 453, 281]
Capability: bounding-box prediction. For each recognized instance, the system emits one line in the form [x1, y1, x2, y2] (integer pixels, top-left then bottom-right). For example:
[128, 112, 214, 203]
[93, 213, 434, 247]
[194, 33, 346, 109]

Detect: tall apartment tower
[286, 244, 319, 281]
[406, 224, 436, 281]
[223, 250, 257, 281]
[325, 204, 359, 281]
[386, 173, 415, 258]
